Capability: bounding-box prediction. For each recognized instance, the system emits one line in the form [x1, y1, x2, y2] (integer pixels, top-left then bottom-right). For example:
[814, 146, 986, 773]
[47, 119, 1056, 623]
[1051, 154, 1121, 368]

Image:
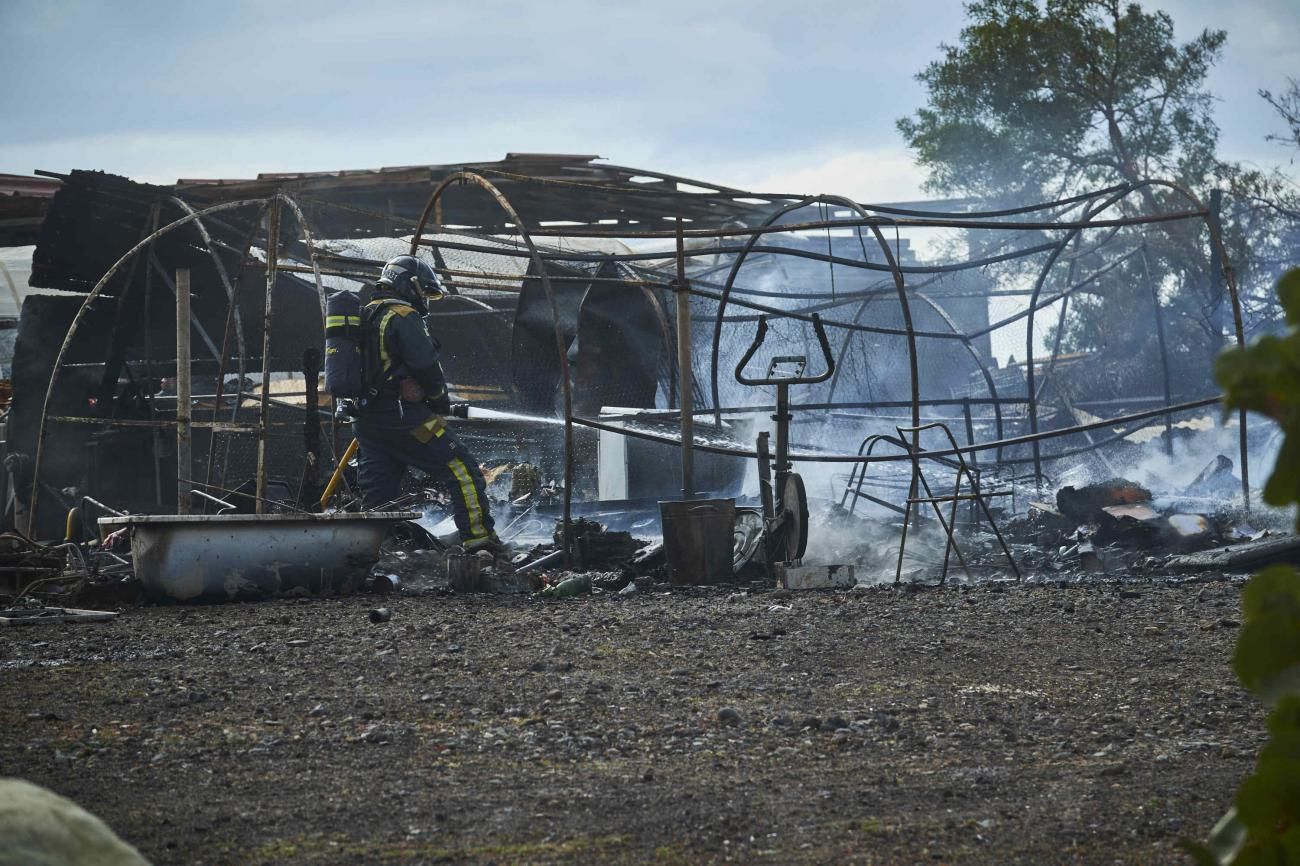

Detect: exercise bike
[734, 313, 836, 565]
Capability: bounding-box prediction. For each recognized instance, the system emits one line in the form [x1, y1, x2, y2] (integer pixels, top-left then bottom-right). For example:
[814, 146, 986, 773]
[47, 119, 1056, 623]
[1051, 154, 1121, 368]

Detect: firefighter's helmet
[376, 254, 442, 316]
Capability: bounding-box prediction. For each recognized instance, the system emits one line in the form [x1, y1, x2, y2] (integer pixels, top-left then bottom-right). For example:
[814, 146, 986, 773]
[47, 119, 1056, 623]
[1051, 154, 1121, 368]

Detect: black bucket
[659, 498, 736, 585]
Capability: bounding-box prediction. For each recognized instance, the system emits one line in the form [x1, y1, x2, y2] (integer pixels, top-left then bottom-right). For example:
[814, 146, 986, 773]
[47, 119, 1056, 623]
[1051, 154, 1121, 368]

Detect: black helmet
[376, 254, 442, 316]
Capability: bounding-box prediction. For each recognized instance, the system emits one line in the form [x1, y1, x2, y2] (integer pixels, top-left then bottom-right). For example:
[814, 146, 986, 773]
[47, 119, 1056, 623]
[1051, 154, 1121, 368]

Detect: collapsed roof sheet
[175, 153, 786, 235]
[0, 173, 61, 247]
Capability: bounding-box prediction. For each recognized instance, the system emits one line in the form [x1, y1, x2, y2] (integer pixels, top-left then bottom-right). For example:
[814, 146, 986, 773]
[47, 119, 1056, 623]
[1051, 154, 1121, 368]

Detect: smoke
[1095, 415, 1294, 530]
[720, 399, 1294, 583]
[1119, 419, 1281, 497]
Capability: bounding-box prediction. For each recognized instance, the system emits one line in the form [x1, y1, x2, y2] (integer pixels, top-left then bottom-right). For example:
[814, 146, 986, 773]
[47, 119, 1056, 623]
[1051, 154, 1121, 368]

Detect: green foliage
[1217, 270, 1300, 509]
[897, 0, 1225, 200]
[1185, 268, 1300, 864]
[1234, 567, 1300, 701]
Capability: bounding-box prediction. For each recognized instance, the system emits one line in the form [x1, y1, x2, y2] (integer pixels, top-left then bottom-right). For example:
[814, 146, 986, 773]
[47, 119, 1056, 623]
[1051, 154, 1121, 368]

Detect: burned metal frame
[406, 171, 1251, 578]
[571, 396, 1224, 465]
[27, 192, 334, 528]
[24, 162, 1253, 586]
[692, 181, 1246, 501]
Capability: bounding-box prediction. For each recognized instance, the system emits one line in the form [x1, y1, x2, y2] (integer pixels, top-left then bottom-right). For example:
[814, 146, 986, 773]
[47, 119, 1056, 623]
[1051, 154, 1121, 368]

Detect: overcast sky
[2, 0, 1297, 202]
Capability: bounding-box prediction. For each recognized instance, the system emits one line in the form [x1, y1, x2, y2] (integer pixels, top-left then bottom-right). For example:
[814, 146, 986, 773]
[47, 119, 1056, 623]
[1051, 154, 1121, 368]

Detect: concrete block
[775, 563, 856, 590]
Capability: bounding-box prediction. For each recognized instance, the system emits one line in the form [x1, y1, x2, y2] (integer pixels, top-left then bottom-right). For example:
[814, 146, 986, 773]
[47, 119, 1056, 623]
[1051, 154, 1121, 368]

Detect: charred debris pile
[0, 155, 1287, 614]
[993, 459, 1297, 582]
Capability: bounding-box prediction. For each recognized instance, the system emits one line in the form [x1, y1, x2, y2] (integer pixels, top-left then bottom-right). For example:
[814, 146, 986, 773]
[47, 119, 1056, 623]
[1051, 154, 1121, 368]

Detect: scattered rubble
[987, 471, 1294, 581]
[554, 518, 643, 571]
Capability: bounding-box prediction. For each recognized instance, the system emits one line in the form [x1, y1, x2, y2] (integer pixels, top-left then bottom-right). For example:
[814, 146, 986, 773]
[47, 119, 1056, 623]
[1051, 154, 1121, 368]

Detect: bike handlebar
[734, 313, 837, 386]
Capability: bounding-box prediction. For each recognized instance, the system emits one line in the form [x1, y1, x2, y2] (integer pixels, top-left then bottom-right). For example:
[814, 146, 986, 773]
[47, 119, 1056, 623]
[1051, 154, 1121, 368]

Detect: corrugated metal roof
[175, 153, 744, 195]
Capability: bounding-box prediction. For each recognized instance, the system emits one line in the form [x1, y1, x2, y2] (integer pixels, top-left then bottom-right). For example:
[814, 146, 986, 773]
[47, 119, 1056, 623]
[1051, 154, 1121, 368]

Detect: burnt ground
[0, 579, 1262, 865]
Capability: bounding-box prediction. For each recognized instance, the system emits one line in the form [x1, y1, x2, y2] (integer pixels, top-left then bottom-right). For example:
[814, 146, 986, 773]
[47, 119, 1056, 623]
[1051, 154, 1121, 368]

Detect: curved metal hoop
[708, 195, 922, 430]
[408, 171, 575, 555]
[27, 198, 269, 528]
[1020, 179, 1246, 493]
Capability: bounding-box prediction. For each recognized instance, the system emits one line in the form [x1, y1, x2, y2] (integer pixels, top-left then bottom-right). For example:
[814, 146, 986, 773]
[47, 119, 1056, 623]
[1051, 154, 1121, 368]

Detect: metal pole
[1206, 190, 1251, 508]
[675, 219, 695, 499]
[175, 268, 192, 515]
[204, 202, 267, 495]
[255, 198, 280, 514]
[773, 383, 791, 478]
[963, 397, 977, 523]
[1140, 242, 1175, 456]
[301, 346, 321, 503]
[143, 212, 162, 508]
[756, 431, 774, 520]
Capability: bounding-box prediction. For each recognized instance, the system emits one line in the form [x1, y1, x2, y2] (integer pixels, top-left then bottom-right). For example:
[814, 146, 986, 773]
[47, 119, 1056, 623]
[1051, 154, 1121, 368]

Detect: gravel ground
[0, 578, 1262, 865]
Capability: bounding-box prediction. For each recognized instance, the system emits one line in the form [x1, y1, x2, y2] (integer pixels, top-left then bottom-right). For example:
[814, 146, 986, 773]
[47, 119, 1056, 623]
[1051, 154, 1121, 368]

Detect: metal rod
[186, 478, 310, 514]
[274, 192, 338, 477]
[963, 398, 977, 523]
[169, 196, 247, 363]
[674, 218, 694, 499]
[176, 268, 192, 514]
[47, 415, 274, 431]
[143, 211, 162, 508]
[302, 347, 321, 503]
[210, 205, 267, 496]
[515, 210, 1209, 239]
[941, 418, 1021, 582]
[255, 199, 280, 514]
[843, 487, 908, 515]
[773, 383, 791, 477]
[895, 424, 976, 585]
[570, 395, 1222, 464]
[1023, 186, 1134, 490]
[514, 549, 565, 575]
[149, 259, 222, 361]
[81, 495, 126, 517]
[1140, 242, 1175, 455]
[191, 489, 236, 511]
[907, 491, 1014, 504]
[756, 431, 774, 520]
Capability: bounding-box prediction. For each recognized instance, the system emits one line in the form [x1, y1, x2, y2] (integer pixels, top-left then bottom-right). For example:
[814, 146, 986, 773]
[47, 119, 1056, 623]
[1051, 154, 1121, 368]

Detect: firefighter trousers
[354, 415, 495, 545]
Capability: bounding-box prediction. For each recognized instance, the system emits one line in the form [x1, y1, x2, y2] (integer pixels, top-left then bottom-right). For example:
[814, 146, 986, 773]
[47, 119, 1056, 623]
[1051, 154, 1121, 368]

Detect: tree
[897, 0, 1225, 203]
[1262, 77, 1300, 156]
[895, 0, 1285, 391]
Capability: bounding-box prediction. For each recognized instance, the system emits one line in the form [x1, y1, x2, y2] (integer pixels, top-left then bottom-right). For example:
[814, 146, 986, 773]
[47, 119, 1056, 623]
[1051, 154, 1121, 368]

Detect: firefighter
[353, 254, 500, 553]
